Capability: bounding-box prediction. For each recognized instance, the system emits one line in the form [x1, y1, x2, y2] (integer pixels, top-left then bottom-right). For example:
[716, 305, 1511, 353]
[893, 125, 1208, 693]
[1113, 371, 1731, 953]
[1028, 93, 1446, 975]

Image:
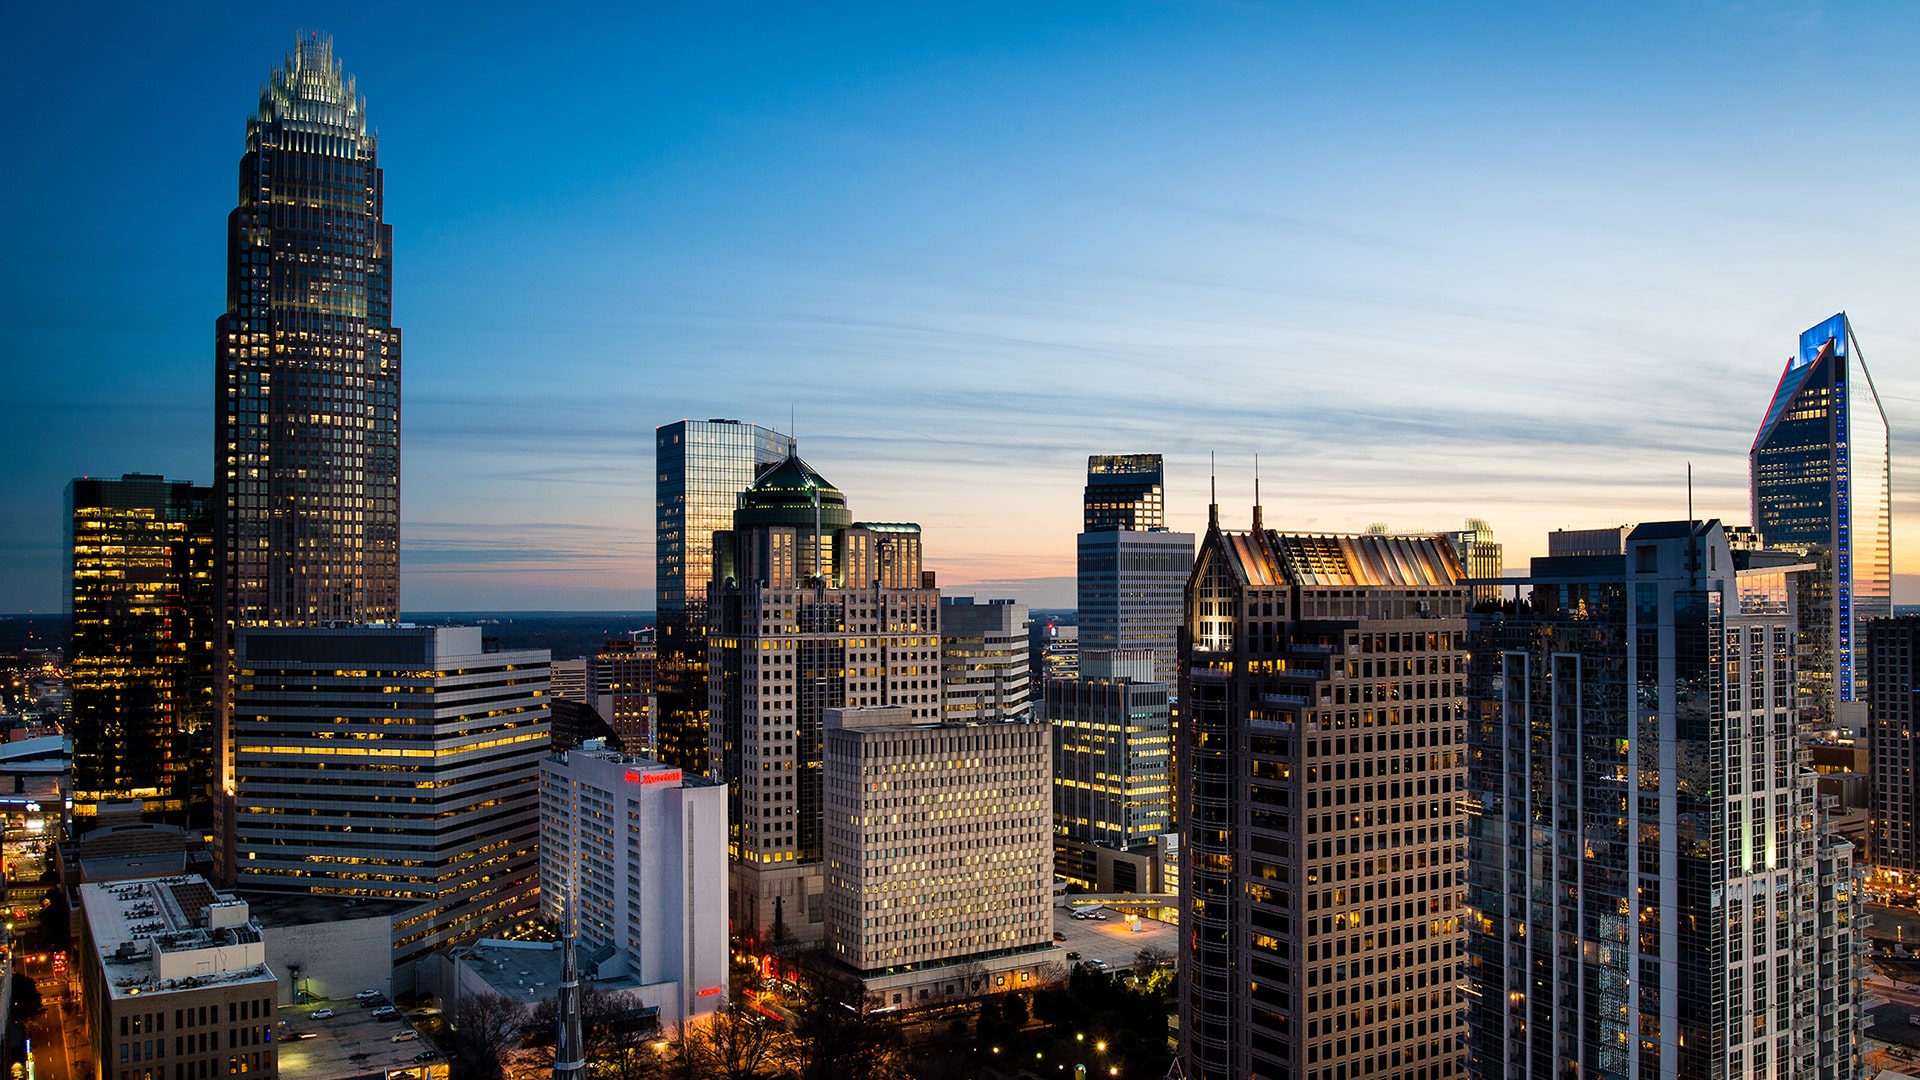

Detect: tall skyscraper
[214, 35, 402, 877]
[66, 474, 214, 820]
[654, 419, 794, 774]
[1751, 312, 1892, 735]
[1869, 616, 1920, 876]
[1465, 522, 1862, 1080]
[1180, 509, 1469, 1080]
[706, 453, 943, 946]
[1077, 454, 1193, 685]
[232, 625, 549, 979]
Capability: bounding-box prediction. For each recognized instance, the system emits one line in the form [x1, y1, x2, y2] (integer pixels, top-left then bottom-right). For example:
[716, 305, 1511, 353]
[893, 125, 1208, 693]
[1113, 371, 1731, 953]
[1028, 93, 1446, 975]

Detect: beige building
[823, 707, 1056, 1010]
[707, 456, 944, 947]
[79, 875, 279, 1080]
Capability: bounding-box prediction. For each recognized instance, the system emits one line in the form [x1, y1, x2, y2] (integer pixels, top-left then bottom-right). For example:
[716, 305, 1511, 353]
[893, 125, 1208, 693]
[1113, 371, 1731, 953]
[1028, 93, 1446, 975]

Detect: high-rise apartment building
[1870, 616, 1920, 876]
[539, 744, 728, 1027]
[214, 36, 402, 877]
[706, 454, 942, 946]
[822, 706, 1055, 1009]
[1048, 649, 1172, 892]
[655, 420, 794, 774]
[66, 474, 214, 820]
[1077, 455, 1193, 685]
[1180, 513, 1469, 1080]
[940, 597, 1031, 722]
[1751, 312, 1892, 735]
[1465, 522, 1862, 1080]
[231, 626, 548, 979]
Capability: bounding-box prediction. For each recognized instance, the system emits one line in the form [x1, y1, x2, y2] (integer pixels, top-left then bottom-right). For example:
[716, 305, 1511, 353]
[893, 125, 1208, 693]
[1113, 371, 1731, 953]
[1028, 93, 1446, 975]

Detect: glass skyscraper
[66, 474, 213, 820]
[214, 36, 401, 875]
[654, 419, 794, 773]
[1077, 453, 1192, 685]
[1751, 312, 1891, 734]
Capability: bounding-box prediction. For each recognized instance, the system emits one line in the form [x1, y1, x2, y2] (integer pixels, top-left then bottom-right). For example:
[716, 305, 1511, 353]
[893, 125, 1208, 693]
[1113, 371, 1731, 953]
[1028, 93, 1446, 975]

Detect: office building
[655, 420, 795, 774]
[707, 453, 942, 946]
[550, 658, 589, 703]
[78, 875, 279, 1080]
[67, 474, 214, 820]
[1752, 312, 1892, 735]
[822, 707, 1055, 1009]
[1048, 649, 1172, 892]
[1079, 529, 1193, 684]
[1465, 521, 1862, 1080]
[940, 597, 1031, 722]
[1083, 453, 1166, 531]
[539, 743, 728, 1027]
[1871, 616, 1920, 876]
[1443, 519, 1503, 606]
[1180, 511, 1469, 1080]
[1078, 454, 1193, 685]
[214, 36, 403, 878]
[231, 625, 548, 980]
[588, 635, 655, 749]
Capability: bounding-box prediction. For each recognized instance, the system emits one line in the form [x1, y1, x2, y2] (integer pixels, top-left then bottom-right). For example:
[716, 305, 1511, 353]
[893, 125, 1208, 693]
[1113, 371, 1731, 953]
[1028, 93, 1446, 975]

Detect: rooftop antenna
[1687, 461, 1694, 525]
[1252, 453, 1264, 533]
[1208, 452, 1219, 529]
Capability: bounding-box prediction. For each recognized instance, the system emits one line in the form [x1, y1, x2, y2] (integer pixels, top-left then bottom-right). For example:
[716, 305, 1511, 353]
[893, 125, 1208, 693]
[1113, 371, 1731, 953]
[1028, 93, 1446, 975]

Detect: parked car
[372, 1007, 399, 1020]
[312, 1009, 335, 1020]
[1066, 951, 1082, 960]
[391, 1031, 419, 1043]
[355, 989, 383, 1000]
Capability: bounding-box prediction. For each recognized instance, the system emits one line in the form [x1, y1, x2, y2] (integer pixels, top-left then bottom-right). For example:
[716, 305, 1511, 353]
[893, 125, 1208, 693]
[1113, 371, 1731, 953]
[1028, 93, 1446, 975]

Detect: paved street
[18, 955, 82, 1080]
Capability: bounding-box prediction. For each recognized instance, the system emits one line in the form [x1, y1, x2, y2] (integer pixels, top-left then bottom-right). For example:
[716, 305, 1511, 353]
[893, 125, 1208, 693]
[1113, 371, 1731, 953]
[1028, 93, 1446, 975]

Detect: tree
[10, 976, 43, 1021]
[441, 991, 528, 1080]
[787, 983, 905, 1080]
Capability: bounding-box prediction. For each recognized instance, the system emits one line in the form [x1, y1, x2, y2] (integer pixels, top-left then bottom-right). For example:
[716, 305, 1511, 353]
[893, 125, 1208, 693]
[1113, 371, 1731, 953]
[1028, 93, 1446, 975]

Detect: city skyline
[8, 6, 1920, 612]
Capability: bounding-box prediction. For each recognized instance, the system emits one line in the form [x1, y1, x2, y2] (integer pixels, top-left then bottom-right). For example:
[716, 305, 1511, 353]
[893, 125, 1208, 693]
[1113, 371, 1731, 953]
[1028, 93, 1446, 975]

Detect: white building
[231, 625, 549, 982]
[539, 743, 728, 1027]
[822, 707, 1057, 1010]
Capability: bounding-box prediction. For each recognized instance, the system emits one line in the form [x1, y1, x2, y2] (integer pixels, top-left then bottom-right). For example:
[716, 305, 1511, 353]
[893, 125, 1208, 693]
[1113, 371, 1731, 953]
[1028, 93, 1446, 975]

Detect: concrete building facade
[939, 597, 1031, 723]
[821, 707, 1055, 1010]
[78, 876, 279, 1080]
[707, 455, 943, 947]
[230, 625, 549, 978]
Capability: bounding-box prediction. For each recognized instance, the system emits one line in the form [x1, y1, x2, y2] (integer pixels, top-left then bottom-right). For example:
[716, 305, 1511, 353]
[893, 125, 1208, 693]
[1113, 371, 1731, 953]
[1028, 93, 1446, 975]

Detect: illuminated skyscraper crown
[249, 34, 370, 149]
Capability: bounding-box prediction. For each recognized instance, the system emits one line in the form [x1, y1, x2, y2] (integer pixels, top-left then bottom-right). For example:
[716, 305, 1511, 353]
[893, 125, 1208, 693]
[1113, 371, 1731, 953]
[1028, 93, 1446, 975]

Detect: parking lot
[1053, 904, 1177, 973]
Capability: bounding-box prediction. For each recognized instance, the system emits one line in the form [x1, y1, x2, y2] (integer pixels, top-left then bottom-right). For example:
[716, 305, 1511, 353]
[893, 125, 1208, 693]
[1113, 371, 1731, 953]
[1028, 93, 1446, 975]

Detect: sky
[5, 1, 1920, 612]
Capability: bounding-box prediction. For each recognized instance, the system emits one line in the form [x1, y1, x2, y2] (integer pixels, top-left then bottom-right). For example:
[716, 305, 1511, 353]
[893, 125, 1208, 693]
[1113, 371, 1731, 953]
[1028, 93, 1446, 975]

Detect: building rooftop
[81, 876, 274, 1000]
[452, 940, 653, 1006]
[239, 889, 422, 928]
[275, 998, 442, 1080]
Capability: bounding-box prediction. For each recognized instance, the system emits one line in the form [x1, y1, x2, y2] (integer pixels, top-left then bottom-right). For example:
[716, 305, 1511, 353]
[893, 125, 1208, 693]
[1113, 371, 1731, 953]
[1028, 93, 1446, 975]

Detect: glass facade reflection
[654, 419, 793, 773]
[1751, 312, 1892, 733]
[214, 36, 401, 870]
[66, 475, 213, 819]
[1466, 523, 1861, 1080]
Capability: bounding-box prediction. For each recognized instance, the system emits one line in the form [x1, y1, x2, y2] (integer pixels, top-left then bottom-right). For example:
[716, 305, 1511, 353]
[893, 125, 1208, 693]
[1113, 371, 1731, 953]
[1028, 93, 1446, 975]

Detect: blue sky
[4, 2, 1919, 611]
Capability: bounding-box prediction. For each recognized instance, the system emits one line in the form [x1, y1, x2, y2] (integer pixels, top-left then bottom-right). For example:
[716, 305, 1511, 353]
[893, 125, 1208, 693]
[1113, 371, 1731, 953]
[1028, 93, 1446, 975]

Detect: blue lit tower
[1751, 312, 1892, 735]
[213, 35, 401, 879]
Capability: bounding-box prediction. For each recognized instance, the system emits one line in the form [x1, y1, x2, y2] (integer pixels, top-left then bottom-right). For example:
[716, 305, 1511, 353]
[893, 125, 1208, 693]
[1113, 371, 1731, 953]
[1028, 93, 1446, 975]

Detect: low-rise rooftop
[81, 875, 275, 1000]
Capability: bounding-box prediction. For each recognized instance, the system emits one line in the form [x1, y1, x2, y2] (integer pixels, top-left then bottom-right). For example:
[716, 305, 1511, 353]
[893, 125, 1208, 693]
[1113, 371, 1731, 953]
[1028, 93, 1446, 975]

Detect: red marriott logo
[625, 769, 683, 785]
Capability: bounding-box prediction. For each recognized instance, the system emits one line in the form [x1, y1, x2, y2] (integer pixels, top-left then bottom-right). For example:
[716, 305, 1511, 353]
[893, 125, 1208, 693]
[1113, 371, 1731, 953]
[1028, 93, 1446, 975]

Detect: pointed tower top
[1252, 453, 1264, 533]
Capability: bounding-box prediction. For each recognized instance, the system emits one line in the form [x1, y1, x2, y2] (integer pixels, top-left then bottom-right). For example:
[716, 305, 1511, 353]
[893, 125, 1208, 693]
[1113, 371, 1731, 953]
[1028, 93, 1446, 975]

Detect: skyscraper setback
[1077, 454, 1193, 685]
[213, 36, 400, 874]
[1750, 312, 1891, 734]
